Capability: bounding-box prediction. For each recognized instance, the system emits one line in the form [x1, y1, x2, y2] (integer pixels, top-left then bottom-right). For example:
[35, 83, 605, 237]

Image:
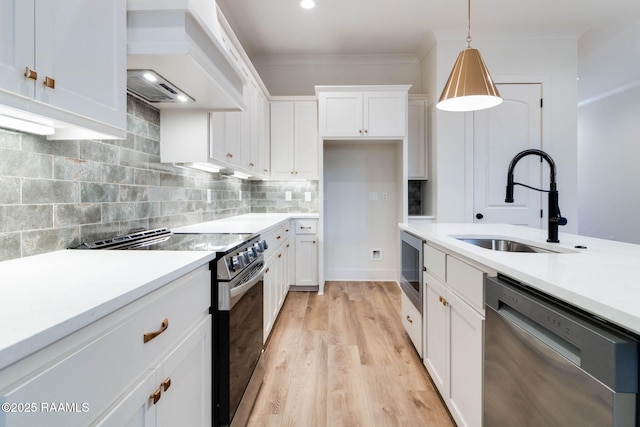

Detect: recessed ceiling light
[300, 0, 315, 9]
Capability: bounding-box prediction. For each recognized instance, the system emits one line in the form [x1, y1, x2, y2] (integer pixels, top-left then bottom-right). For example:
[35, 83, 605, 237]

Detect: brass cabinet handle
[406, 315, 413, 324]
[24, 67, 37, 80]
[161, 377, 172, 392]
[359, 130, 363, 134]
[265, 267, 270, 273]
[249, 162, 255, 167]
[312, 240, 316, 244]
[144, 318, 169, 343]
[286, 244, 290, 248]
[364, 129, 368, 134]
[226, 153, 233, 158]
[278, 253, 282, 258]
[276, 235, 281, 240]
[43, 76, 55, 89]
[150, 388, 162, 405]
[300, 226, 312, 229]
[285, 229, 289, 232]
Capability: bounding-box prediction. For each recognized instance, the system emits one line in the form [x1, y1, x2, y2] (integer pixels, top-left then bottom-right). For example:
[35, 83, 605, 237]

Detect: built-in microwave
[400, 231, 424, 314]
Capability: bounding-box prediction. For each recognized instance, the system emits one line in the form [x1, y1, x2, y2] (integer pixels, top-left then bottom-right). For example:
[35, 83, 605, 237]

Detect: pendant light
[436, 0, 502, 112]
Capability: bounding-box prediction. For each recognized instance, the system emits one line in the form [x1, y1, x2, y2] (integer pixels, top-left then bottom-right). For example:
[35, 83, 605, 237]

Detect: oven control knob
[252, 243, 263, 255]
[240, 251, 251, 265]
[231, 255, 244, 271]
[246, 249, 256, 262]
[259, 240, 268, 251]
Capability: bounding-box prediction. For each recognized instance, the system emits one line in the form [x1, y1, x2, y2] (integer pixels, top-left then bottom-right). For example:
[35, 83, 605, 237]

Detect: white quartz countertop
[0, 250, 215, 370]
[399, 222, 640, 335]
[173, 213, 318, 234]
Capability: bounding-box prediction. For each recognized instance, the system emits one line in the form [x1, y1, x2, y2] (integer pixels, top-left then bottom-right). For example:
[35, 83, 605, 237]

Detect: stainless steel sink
[456, 238, 558, 253]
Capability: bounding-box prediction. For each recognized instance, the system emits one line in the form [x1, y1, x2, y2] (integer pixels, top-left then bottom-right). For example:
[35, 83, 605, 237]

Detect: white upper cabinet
[0, 0, 126, 139]
[408, 97, 428, 179]
[316, 85, 410, 139]
[270, 99, 318, 179]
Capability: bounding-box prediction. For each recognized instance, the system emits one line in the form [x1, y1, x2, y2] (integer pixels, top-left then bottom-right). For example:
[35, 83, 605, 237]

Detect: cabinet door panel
[448, 291, 483, 427]
[424, 274, 449, 394]
[35, 0, 125, 128]
[363, 92, 406, 137]
[0, 0, 35, 98]
[270, 101, 295, 178]
[156, 317, 212, 427]
[294, 235, 318, 287]
[293, 101, 318, 178]
[92, 371, 157, 427]
[408, 99, 427, 178]
[319, 92, 362, 137]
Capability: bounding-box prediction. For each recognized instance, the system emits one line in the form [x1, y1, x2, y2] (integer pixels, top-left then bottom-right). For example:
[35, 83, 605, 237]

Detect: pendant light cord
[466, 0, 472, 48]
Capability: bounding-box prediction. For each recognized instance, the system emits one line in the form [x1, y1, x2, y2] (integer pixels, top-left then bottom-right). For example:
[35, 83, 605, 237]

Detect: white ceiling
[217, 0, 640, 101]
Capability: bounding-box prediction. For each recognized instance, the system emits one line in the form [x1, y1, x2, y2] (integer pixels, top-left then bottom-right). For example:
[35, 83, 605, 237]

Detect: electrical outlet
[285, 191, 292, 201]
[381, 192, 388, 200]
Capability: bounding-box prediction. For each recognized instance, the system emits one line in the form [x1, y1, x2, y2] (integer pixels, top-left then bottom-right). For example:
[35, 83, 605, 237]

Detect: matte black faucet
[505, 149, 567, 243]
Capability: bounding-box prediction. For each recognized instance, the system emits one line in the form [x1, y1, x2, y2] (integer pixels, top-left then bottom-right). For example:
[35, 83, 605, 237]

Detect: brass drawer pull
[278, 253, 282, 258]
[226, 153, 233, 158]
[406, 315, 413, 324]
[265, 267, 270, 273]
[161, 377, 172, 392]
[43, 76, 55, 89]
[24, 67, 37, 80]
[150, 388, 162, 405]
[144, 318, 169, 343]
[276, 235, 281, 240]
[300, 226, 312, 229]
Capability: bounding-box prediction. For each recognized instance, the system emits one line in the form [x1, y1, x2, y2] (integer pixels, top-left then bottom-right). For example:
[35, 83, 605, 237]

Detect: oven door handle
[227, 263, 267, 310]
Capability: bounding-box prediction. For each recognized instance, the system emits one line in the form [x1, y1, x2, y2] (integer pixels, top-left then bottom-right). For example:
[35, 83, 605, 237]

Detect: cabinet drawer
[295, 219, 317, 234]
[401, 292, 422, 358]
[446, 256, 485, 311]
[262, 221, 290, 252]
[0, 266, 211, 427]
[424, 244, 446, 282]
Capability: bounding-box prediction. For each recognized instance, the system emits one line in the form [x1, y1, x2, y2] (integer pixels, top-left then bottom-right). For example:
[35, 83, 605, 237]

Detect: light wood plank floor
[247, 281, 455, 427]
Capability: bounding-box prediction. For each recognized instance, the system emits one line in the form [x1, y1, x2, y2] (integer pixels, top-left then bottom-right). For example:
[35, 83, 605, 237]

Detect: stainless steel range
[76, 228, 269, 427]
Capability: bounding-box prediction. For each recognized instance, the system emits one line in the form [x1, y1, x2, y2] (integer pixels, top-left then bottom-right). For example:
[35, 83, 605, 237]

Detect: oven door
[215, 261, 266, 427]
[400, 231, 423, 314]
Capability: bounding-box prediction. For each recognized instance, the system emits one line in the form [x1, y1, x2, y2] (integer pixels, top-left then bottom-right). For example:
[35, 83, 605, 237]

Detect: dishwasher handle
[486, 275, 638, 392]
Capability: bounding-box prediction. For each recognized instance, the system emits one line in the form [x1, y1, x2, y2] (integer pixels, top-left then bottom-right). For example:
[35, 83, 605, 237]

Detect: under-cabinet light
[0, 109, 55, 136]
[179, 163, 221, 173]
[232, 171, 252, 180]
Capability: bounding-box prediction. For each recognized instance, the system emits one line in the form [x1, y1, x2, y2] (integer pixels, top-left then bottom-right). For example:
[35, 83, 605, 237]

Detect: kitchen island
[400, 222, 640, 335]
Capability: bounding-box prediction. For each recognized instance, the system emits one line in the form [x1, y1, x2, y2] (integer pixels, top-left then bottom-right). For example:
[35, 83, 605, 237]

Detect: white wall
[427, 31, 580, 232]
[578, 85, 640, 243]
[253, 55, 423, 96]
[323, 141, 401, 281]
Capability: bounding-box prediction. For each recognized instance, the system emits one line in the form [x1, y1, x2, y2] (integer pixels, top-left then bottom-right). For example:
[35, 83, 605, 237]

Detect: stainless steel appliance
[76, 228, 269, 427]
[485, 275, 639, 426]
[400, 230, 424, 313]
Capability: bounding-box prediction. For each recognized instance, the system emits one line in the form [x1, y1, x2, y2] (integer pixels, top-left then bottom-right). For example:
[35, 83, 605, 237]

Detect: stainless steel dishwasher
[484, 275, 639, 426]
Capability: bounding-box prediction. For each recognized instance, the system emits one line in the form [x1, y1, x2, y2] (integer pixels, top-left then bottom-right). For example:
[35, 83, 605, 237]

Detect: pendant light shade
[436, 48, 502, 111]
[436, 0, 502, 112]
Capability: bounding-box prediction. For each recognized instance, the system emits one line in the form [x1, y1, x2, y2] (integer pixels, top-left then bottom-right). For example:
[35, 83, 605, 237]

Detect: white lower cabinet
[401, 292, 423, 358]
[0, 265, 212, 427]
[423, 242, 487, 427]
[292, 219, 318, 288]
[93, 317, 212, 427]
[262, 221, 291, 342]
[425, 272, 483, 427]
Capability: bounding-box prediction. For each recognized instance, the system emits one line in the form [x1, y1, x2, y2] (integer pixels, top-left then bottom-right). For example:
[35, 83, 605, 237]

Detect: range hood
[126, 0, 246, 111]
